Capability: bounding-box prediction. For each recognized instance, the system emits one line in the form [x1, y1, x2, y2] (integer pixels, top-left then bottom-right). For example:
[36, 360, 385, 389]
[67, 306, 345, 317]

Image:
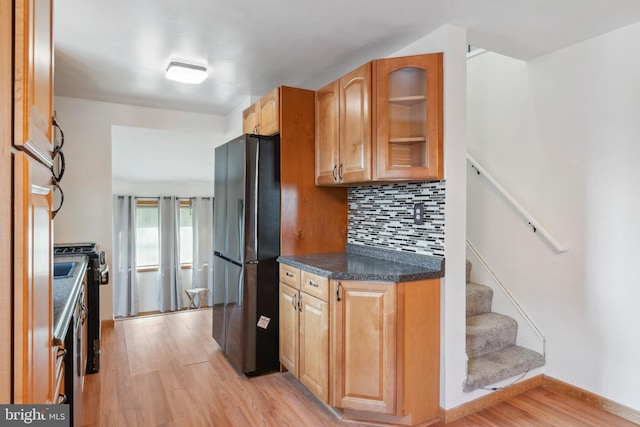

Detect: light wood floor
[81, 309, 637, 427]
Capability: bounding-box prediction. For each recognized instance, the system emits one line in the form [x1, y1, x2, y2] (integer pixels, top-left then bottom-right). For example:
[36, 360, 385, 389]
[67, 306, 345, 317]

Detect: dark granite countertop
[53, 255, 88, 344]
[277, 244, 444, 282]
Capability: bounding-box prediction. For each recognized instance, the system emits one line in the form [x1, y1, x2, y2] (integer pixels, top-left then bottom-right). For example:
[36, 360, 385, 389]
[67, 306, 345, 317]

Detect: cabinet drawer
[301, 271, 329, 301]
[279, 264, 300, 289]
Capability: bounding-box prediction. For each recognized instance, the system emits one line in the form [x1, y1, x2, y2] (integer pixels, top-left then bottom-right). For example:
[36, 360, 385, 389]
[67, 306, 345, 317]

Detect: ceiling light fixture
[165, 61, 208, 84]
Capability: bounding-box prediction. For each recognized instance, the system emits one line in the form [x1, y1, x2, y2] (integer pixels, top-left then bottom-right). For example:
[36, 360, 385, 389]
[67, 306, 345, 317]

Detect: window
[179, 203, 193, 265]
[136, 202, 159, 268]
[135, 199, 193, 270]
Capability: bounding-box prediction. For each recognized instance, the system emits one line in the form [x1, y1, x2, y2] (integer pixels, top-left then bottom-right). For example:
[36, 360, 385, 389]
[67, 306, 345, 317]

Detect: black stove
[54, 245, 97, 254]
[54, 242, 108, 374]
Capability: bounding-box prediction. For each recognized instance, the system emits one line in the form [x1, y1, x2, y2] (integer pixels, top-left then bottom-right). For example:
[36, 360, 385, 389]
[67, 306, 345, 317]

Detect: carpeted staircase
[464, 260, 545, 392]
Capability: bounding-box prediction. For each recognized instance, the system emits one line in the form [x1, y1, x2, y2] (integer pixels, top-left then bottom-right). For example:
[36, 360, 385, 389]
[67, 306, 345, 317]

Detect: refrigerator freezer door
[212, 254, 227, 351]
[224, 261, 257, 373]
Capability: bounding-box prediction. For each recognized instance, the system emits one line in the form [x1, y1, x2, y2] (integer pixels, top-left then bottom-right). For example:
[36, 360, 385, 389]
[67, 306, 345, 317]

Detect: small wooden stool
[185, 288, 209, 309]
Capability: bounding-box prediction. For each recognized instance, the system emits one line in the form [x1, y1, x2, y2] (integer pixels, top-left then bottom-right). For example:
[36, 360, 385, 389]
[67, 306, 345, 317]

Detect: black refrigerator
[212, 134, 280, 376]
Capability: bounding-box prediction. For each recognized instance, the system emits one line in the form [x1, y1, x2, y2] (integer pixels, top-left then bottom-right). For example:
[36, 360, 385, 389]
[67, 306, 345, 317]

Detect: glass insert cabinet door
[374, 53, 443, 181]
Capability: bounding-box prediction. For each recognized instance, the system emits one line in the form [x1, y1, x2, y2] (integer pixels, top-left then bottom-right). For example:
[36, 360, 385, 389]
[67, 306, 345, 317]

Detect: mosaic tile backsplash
[348, 181, 445, 257]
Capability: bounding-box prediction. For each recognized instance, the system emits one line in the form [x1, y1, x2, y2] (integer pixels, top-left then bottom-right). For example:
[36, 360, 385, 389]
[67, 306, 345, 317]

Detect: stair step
[464, 345, 545, 392]
[466, 313, 517, 358]
[466, 282, 493, 316]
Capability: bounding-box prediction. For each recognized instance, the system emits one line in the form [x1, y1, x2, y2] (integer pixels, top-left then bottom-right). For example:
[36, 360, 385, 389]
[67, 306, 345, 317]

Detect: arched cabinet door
[315, 79, 340, 186]
[339, 63, 372, 184]
[374, 53, 443, 181]
[14, 0, 55, 168]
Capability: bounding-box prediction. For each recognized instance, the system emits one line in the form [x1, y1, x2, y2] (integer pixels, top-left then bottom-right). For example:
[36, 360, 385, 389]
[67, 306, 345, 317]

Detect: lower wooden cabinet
[298, 290, 329, 402]
[330, 280, 397, 414]
[279, 261, 441, 426]
[279, 265, 329, 403]
[331, 278, 441, 425]
[13, 151, 54, 404]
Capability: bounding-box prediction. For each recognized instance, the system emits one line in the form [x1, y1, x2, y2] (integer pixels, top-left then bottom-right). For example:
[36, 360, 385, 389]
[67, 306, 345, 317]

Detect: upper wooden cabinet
[242, 87, 280, 136]
[374, 53, 443, 181]
[315, 80, 340, 185]
[315, 63, 372, 185]
[315, 53, 443, 186]
[242, 104, 258, 135]
[257, 87, 279, 135]
[339, 64, 372, 184]
[14, 0, 54, 167]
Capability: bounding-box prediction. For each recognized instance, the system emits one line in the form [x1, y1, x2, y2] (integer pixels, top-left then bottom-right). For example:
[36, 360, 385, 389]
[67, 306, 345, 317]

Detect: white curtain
[112, 196, 139, 317]
[191, 197, 215, 305]
[158, 196, 183, 312]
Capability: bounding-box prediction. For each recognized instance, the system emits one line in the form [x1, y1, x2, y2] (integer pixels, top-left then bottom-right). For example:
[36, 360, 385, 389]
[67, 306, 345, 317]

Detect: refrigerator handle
[238, 264, 244, 307]
[237, 199, 244, 262]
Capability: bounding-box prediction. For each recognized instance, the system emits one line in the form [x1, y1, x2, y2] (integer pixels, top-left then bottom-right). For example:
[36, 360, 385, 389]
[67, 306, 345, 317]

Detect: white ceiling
[54, 0, 640, 116]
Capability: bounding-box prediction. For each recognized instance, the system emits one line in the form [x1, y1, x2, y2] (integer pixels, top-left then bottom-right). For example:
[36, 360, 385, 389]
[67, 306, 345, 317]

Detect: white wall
[391, 25, 469, 410]
[52, 96, 226, 321]
[467, 22, 640, 410]
[111, 125, 223, 185]
[224, 97, 251, 139]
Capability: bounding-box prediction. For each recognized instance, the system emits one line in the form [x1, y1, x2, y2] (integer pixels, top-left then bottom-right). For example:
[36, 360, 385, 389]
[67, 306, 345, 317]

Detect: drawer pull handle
[56, 348, 67, 359]
[308, 281, 319, 288]
[58, 394, 67, 404]
[298, 293, 302, 312]
[291, 293, 297, 310]
[285, 272, 294, 278]
[336, 282, 342, 302]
